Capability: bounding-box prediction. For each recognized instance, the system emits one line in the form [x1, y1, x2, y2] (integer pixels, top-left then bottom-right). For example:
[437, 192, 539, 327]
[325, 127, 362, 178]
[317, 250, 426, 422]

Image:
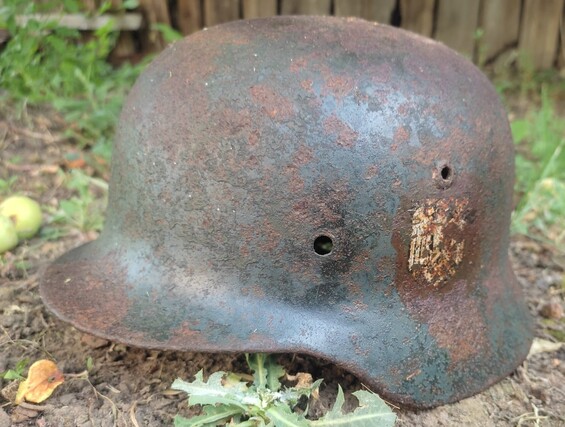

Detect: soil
[0, 105, 564, 427]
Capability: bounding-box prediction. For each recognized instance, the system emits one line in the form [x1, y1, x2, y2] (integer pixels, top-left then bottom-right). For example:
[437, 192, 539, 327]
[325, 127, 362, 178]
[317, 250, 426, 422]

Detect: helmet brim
[40, 239, 533, 409]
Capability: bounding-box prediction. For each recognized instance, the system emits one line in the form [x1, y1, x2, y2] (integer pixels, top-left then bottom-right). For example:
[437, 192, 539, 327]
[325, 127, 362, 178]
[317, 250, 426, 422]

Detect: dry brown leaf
[286, 372, 313, 389]
[15, 360, 64, 404]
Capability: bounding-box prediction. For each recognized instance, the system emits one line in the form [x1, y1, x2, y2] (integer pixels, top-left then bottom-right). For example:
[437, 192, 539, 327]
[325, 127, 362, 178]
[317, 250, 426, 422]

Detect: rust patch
[239, 245, 250, 258]
[323, 114, 358, 148]
[250, 85, 294, 120]
[346, 279, 363, 297]
[293, 145, 314, 165]
[257, 219, 282, 254]
[426, 291, 488, 364]
[364, 165, 379, 180]
[241, 284, 266, 298]
[408, 199, 468, 287]
[291, 195, 344, 227]
[300, 79, 314, 92]
[290, 57, 308, 72]
[369, 62, 393, 84]
[350, 333, 370, 357]
[217, 107, 253, 137]
[40, 255, 133, 339]
[397, 102, 410, 117]
[323, 75, 355, 100]
[392, 126, 410, 151]
[285, 164, 305, 192]
[168, 321, 223, 350]
[248, 130, 260, 147]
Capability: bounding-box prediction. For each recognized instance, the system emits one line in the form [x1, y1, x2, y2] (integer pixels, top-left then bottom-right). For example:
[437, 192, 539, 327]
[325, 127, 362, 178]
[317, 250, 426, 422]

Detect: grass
[499, 80, 565, 251]
[0, 177, 18, 196]
[0, 0, 144, 244]
[0, 0, 146, 164]
[42, 169, 108, 239]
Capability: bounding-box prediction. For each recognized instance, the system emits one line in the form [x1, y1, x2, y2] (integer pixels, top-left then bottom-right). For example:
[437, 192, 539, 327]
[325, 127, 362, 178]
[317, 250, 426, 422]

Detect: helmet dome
[41, 16, 533, 408]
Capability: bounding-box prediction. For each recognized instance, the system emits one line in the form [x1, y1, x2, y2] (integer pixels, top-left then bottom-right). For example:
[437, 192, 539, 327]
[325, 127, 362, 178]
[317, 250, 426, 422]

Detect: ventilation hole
[441, 165, 452, 180]
[434, 163, 454, 189]
[314, 235, 333, 255]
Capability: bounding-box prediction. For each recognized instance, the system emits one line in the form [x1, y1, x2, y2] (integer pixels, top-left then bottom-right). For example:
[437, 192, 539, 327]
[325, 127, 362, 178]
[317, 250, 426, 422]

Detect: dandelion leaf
[174, 404, 242, 427]
[311, 386, 396, 427]
[265, 404, 310, 427]
[172, 370, 248, 410]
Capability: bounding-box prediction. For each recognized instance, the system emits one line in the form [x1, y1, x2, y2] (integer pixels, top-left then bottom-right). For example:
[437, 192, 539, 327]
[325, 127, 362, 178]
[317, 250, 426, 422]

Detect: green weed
[492, 52, 563, 99]
[0, 358, 29, 381]
[0, 0, 146, 163]
[0, 177, 18, 195]
[172, 354, 396, 427]
[43, 170, 108, 236]
[510, 85, 565, 250]
[151, 22, 183, 43]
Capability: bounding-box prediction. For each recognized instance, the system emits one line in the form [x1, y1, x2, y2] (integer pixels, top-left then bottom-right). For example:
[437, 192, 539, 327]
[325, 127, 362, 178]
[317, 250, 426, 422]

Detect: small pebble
[80, 334, 109, 349]
[539, 301, 564, 320]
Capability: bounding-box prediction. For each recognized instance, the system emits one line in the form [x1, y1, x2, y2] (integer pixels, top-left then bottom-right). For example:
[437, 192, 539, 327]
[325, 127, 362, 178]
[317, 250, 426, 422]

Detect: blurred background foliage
[0, 0, 146, 162]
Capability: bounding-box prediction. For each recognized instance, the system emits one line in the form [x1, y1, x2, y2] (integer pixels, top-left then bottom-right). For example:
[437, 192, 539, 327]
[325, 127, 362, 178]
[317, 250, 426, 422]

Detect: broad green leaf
[325, 385, 345, 418]
[511, 119, 530, 144]
[265, 357, 285, 392]
[174, 404, 242, 426]
[0, 358, 29, 381]
[122, 0, 140, 9]
[311, 386, 396, 427]
[246, 354, 268, 389]
[233, 418, 267, 427]
[224, 372, 250, 392]
[311, 379, 324, 392]
[152, 23, 183, 43]
[172, 370, 249, 410]
[246, 354, 285, 392]
[265, 405, 309, 427]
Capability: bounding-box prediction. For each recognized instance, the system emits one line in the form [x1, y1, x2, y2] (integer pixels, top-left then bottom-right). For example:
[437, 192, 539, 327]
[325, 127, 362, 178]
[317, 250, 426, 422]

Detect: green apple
[0, 215, 18, 254]
[0, 196, 42, 240]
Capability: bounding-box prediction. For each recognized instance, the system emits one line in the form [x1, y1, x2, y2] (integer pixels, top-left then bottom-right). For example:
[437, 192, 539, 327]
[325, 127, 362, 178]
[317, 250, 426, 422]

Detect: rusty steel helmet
[41, 16, 533, 408]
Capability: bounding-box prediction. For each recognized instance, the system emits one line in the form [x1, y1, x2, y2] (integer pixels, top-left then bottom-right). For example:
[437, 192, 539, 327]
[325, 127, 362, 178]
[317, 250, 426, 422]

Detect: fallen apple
[0, 196, 42, 240]
[0, 215, 19, 254]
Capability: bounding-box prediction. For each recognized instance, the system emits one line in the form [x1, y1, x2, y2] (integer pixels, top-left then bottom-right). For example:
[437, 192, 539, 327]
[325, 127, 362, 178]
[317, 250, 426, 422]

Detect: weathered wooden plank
[15, 13, 143, 30]
[242, 0, 277, 19]
[434, 0, 480, 58]
[519, 0, 564, 69]
[479, 0, 521, 61]
[139, 0, 171, 26]
[399, 0, 434, 37]
[177, 0, 202, 34]
[204, 0, 240, 27]
[82, 0, 97, 13]
[139, 0, 171, 51]
[280, 0, 331, 15]
[334, 0, 395, 23]
[109, 0, 124, 11]
[110, 32, 137, 65]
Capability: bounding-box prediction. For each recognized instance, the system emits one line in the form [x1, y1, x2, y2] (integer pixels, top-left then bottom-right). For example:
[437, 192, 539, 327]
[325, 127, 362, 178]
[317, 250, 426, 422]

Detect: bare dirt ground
[0, 106, 564, 426]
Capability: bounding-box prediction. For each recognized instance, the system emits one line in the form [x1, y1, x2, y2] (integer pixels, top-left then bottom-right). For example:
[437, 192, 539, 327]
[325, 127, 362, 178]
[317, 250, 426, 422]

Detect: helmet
[40, 16, 533, 408]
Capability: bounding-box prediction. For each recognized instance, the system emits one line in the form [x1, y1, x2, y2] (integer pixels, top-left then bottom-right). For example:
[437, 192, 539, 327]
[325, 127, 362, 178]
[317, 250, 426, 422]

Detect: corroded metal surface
[40, 16, 533, 408]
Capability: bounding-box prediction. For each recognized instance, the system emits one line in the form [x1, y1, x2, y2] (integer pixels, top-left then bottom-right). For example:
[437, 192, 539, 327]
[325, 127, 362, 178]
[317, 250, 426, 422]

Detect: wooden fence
[97, 0, 565, 69]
